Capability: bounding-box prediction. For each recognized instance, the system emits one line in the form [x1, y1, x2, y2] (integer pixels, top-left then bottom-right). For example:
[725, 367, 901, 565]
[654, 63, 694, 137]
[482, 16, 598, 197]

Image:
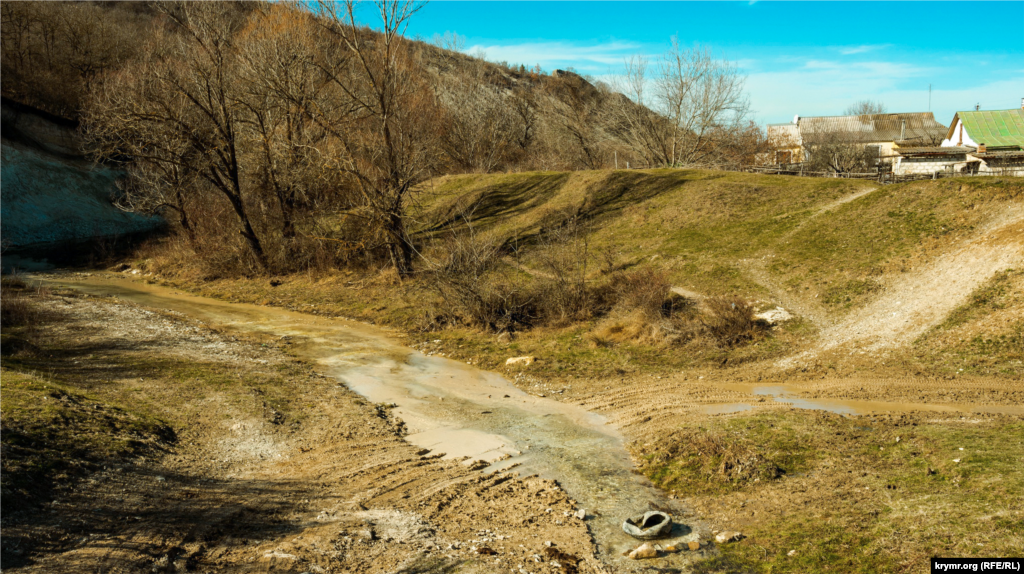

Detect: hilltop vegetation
[3, 0, 763, 276]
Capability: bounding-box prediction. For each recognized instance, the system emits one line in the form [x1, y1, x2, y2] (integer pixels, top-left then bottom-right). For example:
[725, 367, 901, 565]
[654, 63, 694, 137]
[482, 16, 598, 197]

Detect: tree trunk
[385, 210, 413, 277]
[224, 192, 269, 271]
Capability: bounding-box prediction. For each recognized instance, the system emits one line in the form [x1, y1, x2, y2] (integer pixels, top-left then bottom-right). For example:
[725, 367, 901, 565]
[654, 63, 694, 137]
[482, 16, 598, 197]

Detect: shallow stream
[40, 274, 703, 570]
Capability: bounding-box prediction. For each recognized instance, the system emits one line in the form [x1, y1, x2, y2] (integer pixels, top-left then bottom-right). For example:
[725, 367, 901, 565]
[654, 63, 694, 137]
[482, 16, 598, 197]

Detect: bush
[533, 217, 591, 325]
[700, 296, 765, 347]
[607, 267, 671, 317]
[1, 277, 44, 329]
[426, 232, 538, 332]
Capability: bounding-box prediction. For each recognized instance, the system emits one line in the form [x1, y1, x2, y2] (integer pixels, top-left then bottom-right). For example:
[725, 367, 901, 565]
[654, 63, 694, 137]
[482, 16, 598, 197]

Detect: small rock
[574, 509, 586, 520]
[715, 531, 743, 544]
[664, 545, 679, 553]
[688, 541, 700, 551]
[788, 549, 797, 556]
[754, 307, 793, 324]
[544, 541, 554, 547]
[628, 543, 658, 560]
[505, 356, 535, 367]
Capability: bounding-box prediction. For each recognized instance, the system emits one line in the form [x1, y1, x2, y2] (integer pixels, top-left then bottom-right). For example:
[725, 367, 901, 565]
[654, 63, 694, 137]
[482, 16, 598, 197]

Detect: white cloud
[838, 44, 891, 56]
[746, 59, 1023, 125]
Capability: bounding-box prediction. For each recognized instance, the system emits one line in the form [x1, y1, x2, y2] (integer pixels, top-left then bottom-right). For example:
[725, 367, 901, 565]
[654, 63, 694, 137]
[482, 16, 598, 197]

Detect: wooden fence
[737, 165, 1004, 184]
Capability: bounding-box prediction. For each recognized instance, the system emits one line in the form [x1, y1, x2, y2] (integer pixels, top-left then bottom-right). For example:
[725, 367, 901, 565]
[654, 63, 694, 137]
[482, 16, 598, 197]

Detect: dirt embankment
[1, 288, 599, 574]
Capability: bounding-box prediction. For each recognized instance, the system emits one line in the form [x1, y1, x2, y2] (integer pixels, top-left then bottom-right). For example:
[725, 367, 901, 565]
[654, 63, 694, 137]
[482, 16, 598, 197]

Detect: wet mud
[38, 274, 707, 569]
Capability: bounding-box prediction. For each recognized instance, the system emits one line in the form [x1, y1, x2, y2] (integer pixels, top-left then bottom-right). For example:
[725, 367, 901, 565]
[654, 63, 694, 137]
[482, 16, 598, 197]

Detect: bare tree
[234, 3, 337, 241]
[83, 3, 272, 269]
[803, 130, 875, 174]
[1, 2, 148, 117]
[844, 100, 887, 116]
[614, 55, 675, 167]
[617, 40, 750, 167]
[312, 0, 437, 277]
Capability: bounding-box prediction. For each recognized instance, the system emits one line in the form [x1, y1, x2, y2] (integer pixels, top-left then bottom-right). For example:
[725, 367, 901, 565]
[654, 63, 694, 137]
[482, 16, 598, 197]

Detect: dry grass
[640, 410, 1024, 573]
[1, 277, 37, 328]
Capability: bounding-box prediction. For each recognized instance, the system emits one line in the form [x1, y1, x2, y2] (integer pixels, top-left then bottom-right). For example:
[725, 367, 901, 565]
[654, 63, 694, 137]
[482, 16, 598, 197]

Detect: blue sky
[398, 1, 1024, 126]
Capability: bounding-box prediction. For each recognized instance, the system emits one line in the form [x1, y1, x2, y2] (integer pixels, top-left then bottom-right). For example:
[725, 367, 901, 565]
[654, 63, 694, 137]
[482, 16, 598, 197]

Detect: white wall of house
[977, 158, 1024, 176]
[894, 155, 966, 175]
[941, 118, 979, 148]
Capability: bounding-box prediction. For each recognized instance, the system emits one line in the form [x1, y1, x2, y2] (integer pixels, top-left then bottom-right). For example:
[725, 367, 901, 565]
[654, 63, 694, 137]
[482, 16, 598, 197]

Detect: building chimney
[977, 143, 987, 153]
[900, 119, 906, 141]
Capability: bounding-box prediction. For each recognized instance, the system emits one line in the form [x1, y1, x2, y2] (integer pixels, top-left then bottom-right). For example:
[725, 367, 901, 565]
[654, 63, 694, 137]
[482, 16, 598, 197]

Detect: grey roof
[798, 112, 948, 144]
[898, 146, 973, 156]
[973, 150, 1024, 159]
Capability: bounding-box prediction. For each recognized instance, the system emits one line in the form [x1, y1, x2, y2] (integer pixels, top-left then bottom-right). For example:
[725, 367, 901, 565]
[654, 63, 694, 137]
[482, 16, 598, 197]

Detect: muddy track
[21, 274, 720, 573]
[4, 289, 604, 574]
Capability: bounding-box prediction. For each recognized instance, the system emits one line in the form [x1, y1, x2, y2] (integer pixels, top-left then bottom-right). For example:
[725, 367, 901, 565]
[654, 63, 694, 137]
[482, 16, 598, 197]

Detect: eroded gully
[39, 274, 705, 571]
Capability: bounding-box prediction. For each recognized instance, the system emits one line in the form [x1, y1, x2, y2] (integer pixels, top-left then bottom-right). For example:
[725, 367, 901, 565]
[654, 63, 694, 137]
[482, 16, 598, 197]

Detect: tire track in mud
[7, 288, 601, 574]
[25, 275, 718, 573]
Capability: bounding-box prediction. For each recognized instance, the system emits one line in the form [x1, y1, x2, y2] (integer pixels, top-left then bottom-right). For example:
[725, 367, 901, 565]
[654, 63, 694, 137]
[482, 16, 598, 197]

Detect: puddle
[39, 274, 705, 569]
[704, 383, 1024, 417]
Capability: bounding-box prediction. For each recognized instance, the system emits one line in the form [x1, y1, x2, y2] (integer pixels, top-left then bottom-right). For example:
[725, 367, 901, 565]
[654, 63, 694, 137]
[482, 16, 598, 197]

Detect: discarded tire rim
[622, 511, 672, 539]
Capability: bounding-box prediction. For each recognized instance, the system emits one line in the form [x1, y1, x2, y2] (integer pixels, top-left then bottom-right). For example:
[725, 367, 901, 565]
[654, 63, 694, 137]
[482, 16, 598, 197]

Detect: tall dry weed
[700, 296, 765, 347]
[426, 230, 537, 332]
[1, 278, 37, 329]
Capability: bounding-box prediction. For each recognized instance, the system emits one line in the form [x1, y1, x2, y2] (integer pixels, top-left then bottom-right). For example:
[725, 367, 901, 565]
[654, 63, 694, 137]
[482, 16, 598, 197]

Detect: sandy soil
[780, 207, 1024, 367]
[2, 293, 602, 574]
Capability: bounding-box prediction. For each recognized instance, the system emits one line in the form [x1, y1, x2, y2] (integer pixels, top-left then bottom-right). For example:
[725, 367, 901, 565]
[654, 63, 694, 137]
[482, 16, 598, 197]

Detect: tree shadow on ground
[416, 173, 571, 237]
[2, 466, 320, 571]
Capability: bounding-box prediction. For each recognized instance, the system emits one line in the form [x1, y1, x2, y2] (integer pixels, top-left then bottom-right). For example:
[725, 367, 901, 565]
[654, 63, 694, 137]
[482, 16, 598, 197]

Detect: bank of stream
[37, 273, 708, 571]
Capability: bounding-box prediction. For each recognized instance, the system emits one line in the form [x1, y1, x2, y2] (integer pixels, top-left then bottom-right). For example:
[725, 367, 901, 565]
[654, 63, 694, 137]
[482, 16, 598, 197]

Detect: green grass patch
[638, 410, 1024, 573]
[0, 369, 175, 514]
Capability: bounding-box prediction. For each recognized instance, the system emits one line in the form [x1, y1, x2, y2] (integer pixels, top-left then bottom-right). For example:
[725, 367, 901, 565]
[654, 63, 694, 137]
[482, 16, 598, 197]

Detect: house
[767, 112, 948, 167]
[890, 146, 974, 176]
[940, 104, 1024, 175]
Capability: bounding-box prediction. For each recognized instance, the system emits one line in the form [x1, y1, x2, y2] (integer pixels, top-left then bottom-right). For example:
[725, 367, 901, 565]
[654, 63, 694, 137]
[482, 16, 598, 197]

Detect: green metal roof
[954, 109, 1024, 148]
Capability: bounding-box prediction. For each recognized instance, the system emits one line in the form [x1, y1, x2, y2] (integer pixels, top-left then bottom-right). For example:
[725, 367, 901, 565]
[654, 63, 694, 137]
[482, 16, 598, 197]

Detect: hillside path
[779, 206, 1024, 367]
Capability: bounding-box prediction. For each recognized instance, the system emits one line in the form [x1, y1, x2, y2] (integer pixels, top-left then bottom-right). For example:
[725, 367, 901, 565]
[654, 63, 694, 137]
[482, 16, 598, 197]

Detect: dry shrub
[426, 232, 537, 332]
[587, 283, 766, 350]
[645, 428, 784, 487]
[700, 296, 766, 347]
[533, 216, 591, 325]
[607, 267, 671, 317]
[587, 267, 701, 348]
[1, 277, 37, 329]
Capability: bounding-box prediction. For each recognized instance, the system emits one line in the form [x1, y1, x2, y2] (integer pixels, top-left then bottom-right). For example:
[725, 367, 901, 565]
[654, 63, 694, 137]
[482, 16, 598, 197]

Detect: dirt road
[4, 280, 614, 573]
[14, 273, 719, 573]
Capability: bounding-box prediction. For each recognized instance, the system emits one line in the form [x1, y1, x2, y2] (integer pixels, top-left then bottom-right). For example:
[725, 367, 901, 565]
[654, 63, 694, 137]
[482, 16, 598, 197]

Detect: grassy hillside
[416, 170, 1019, 311]
[142, 169, 1022, 379]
